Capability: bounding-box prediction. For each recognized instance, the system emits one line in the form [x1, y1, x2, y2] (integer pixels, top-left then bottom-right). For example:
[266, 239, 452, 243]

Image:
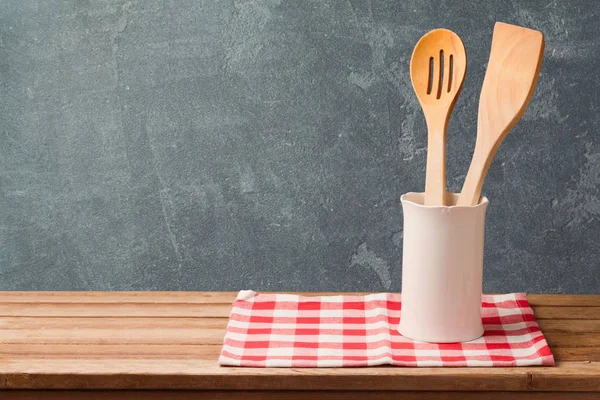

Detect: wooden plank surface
[3, 390, 600, 400]
[0, 303, 233, 317]
[0, 359, 599, 391]
[0, 343, 596, 362]
[0, 317, 598, 349]
[0, 292, 597, 393]
[0, 301, 596, 319]
[0, 292, 597, 306]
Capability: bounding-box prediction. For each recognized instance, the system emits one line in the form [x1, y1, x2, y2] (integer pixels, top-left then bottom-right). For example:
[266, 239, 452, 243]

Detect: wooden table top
[0, 292, 598, 399]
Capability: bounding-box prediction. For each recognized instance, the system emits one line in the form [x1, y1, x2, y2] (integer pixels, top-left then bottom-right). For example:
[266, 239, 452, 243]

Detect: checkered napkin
[218, 291, 554, 367]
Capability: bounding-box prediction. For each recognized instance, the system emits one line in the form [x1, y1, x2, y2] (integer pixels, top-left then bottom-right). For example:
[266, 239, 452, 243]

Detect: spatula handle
[457, 143, 494, 206]
[457, 22, 544, 207]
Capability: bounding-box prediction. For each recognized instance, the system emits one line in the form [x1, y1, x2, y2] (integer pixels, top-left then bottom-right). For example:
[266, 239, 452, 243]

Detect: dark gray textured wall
[0, 0, 598, 292]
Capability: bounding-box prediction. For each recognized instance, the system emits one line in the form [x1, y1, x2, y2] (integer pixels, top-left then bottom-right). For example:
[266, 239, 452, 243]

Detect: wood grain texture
[458, 22, 545, 206]
[532, 306, 600, 320]
[3, 391, 600, 400]
[410, 29, 467, 206]
[0, 292, 597, 395]
[0, 292, 597, 306]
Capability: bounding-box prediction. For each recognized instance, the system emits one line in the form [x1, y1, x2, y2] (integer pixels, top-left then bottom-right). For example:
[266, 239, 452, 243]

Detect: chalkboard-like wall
[0, 1, 598, 292]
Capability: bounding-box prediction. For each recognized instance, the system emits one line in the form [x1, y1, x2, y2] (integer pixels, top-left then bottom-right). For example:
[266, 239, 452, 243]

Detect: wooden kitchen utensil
[410, 29, 467, 206]
[457, 22, 545, 206]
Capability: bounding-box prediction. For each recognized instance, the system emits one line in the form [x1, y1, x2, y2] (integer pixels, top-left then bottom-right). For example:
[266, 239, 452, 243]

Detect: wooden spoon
[457, 22, 545, 206]
[410, 29, 467, 206]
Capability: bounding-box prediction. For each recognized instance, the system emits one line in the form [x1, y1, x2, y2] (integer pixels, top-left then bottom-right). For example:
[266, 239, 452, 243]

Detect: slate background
[0, 0, 598, 292]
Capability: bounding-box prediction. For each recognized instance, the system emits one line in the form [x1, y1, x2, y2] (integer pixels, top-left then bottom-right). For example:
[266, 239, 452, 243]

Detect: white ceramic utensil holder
[398, 192, 489, 343]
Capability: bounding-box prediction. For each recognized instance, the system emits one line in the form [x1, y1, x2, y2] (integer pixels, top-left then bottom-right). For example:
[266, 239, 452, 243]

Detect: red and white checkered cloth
[218, 291, 554, 367]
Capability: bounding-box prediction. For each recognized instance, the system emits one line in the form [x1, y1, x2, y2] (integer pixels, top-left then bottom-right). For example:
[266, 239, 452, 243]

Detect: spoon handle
[424, 118, 448, 206]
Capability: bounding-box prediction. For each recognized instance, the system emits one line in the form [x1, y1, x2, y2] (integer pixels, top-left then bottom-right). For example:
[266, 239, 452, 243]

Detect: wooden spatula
[410, 29, 467, 206]
[457, 22, 544, 206]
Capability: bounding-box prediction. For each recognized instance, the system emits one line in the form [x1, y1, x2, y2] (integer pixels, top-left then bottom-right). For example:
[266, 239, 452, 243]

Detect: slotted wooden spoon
[457, 22, 545, 206]
[410, 29, 467, 206]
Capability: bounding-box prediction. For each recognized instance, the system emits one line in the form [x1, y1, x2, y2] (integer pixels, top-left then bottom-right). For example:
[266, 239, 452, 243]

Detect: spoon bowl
[410, 29, 467, 206]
